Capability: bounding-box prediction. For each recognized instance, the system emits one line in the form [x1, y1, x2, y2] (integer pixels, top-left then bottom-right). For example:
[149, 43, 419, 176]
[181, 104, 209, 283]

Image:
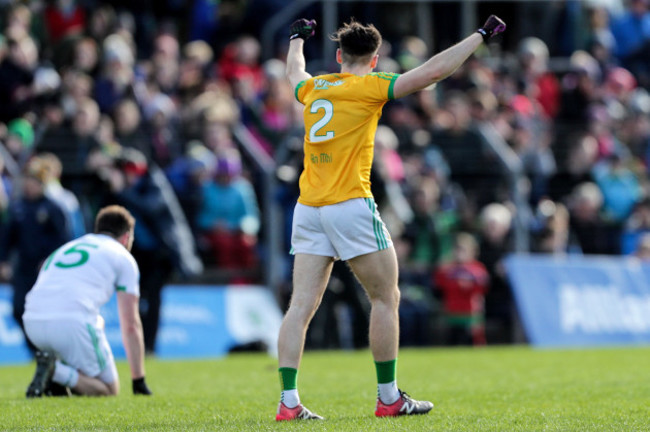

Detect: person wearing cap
[5, 117, 35, 167]
[0, 158, 72, 353]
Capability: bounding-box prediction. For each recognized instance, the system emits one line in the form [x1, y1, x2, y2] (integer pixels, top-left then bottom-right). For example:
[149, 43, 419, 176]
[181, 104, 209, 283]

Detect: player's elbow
[121, 317, 142, 337]
[426, 67, 446, 84]
[285, 62, 298, 77]
[395, 71, 443, 98]
[286, 66, 302, 83]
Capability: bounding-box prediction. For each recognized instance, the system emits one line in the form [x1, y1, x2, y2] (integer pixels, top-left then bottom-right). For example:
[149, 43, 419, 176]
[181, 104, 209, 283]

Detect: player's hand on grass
[477, 15, 506, 42]
[132, 377, 152, 395]
[290, 19, 317, 41]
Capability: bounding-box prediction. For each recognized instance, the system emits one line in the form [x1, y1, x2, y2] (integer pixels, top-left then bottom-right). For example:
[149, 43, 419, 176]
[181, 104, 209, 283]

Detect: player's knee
[107, 381, 120, 396]
[392, 288, 401, 306]
[288, 305, 317, 326]
[387, 287, 400, 308]
[288, 298, 321, 323]
[368, 285, 400, 306]
[91, 386, 116, 397]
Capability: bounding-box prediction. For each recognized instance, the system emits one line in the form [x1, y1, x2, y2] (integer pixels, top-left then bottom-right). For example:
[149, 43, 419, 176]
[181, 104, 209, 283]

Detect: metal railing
[477, 122, 530, 253]
[232, 123, 285, 291]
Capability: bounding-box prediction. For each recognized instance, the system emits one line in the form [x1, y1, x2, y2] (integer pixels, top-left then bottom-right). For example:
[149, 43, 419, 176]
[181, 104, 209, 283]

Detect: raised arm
[286, 19, 316, 91]
[392, 15, 506, 99]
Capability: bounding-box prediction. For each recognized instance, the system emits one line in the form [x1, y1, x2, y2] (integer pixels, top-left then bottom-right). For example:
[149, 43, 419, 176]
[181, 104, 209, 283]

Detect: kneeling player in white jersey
[23, 205, 151, 397]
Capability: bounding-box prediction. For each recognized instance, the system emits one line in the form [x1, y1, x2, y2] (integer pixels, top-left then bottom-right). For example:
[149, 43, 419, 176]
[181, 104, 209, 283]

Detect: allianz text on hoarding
[506, 255, 650, 347]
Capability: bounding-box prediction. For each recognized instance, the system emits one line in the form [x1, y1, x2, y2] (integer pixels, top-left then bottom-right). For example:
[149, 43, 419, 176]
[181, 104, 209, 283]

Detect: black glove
[290, 19, 317, 41]
[477, 15, 506, 42]
[132, 377, 152, 395]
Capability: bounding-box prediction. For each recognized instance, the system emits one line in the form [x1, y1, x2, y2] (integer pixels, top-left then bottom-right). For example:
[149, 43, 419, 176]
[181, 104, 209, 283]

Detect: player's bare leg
[72, 372, 118, 396]
[278, 253, 334, 368]
[347, 247, 400, 361]
[347, 246, 434, 417]
[276, 253, 333, 420]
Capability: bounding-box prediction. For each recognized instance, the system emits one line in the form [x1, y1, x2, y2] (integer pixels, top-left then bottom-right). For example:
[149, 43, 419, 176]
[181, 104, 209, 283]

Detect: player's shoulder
[297, 73, 348, 102]
[122, 250, 139, 271]
[366, 71, 400, 81]
[311, 72, 346, 81]
[302, 73, 347, 89]
[58, 233, 95, 250]
[79, 233, 111, 247]
[362, 72, 400, 100]
[84, 234, 129, 257]
[110, 242, 139, 274]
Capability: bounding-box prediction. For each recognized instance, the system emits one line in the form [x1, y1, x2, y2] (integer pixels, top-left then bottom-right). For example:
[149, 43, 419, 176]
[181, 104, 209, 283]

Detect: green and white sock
[279, 367, 300, 408]
[53, 360, 79, 388]
[375, 359, 399, 404]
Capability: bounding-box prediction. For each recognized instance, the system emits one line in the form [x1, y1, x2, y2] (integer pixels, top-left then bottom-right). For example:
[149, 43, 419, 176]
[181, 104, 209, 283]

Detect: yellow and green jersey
[294, 71, 399, 206]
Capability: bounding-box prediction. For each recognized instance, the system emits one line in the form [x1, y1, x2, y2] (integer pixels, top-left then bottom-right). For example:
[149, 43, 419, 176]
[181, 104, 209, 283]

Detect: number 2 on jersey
[309, 99, 334, 142]
[43, 243, 99, 270]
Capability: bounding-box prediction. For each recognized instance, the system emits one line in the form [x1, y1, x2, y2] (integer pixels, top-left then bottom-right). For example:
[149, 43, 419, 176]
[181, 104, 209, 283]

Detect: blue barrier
[505, 255, 650, 347]
[0, 285, 31, 363]
[0, 284, 282, 364]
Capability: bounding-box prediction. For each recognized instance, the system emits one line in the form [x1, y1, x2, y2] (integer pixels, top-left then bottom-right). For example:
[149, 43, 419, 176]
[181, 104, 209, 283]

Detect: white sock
[52, 361, 79, 388]
[378, 381, 399, 405]
[281, 389, 300, 408]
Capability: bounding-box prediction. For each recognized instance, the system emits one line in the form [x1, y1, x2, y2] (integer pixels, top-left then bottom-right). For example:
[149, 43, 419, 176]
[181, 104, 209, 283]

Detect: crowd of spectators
[2, 0, 650, 349]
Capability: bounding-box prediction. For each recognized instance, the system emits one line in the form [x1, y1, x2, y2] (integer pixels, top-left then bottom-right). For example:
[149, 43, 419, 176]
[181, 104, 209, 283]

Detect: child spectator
[196, 149, 259, 273]
[434, 232, 489, 346]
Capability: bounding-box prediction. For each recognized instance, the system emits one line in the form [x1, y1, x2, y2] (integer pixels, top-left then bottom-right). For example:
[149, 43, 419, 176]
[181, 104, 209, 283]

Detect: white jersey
[24, 233, 140, 322]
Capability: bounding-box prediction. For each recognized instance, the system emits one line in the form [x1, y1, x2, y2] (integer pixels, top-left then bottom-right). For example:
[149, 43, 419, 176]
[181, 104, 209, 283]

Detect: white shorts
[24, 317, 118, 385]
[291, 197, 392, 261]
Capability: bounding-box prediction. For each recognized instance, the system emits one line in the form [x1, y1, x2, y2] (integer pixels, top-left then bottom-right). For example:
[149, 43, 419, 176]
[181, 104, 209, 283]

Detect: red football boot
[375, 390, 434, 417]
[276, 402, 324, 421]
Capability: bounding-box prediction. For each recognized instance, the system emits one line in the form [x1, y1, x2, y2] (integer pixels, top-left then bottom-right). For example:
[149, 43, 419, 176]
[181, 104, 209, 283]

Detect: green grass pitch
[1, 346, 649, 431]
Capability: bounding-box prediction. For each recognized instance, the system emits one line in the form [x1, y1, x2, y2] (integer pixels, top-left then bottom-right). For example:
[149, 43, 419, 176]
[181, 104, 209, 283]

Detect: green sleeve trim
[116, 285, 127, 292]
[387, 73, 399, 100]
[294, 80, 306, 102]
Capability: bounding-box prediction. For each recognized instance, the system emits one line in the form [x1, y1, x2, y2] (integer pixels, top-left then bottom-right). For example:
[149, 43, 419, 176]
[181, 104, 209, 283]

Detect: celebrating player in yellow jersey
[276, 16, 506, 421]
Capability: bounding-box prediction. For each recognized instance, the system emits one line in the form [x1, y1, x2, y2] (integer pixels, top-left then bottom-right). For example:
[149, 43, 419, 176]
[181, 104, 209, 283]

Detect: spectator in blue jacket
[610, 0, 650, 85]
[196, 149, 260, 272]
[0, 159, 71, 353]
[592, 154, 642, 223]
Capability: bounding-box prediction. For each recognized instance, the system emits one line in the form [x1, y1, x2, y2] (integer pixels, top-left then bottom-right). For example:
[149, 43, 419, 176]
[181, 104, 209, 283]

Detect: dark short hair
[95, 205, 135, 238]
[330, 20, 382, 65]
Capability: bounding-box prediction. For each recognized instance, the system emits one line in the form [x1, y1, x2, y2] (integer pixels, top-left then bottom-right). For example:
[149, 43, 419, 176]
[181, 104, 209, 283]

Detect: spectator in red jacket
[45, 0, 86, 45]
[434, 232, 489, 346]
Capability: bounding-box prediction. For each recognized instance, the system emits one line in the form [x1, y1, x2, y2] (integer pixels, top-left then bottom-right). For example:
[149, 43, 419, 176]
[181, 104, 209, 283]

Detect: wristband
[477, 28, 490, 43]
